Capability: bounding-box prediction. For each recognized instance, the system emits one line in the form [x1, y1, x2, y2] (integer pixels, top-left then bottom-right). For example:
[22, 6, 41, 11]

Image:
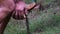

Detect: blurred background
[4, 0, 60, 34]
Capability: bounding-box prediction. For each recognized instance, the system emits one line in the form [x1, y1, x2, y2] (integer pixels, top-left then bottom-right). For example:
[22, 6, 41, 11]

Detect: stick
[24, 9, 30, 34]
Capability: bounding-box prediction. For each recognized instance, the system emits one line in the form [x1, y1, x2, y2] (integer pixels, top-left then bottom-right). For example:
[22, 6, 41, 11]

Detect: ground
[4, 0, 60, 34]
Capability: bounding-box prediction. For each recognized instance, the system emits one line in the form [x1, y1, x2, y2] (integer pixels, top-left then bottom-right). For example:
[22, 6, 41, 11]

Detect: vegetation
[4, 0, 60, 34]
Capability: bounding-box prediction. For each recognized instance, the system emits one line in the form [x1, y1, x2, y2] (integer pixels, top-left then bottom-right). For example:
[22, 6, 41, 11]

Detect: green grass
[4, 10, 60, 34]
[4, 0, 60, 34]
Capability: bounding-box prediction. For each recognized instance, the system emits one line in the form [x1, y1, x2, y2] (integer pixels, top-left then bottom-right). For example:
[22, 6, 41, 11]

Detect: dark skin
[0, 0, 15, 34]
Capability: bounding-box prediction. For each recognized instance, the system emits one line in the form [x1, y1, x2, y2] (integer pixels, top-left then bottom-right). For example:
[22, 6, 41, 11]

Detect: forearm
[0, 7, 11, 22]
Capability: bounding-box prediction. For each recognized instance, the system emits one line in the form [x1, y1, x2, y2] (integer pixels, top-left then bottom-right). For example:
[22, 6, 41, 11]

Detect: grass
[4, 0, 60, 34]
